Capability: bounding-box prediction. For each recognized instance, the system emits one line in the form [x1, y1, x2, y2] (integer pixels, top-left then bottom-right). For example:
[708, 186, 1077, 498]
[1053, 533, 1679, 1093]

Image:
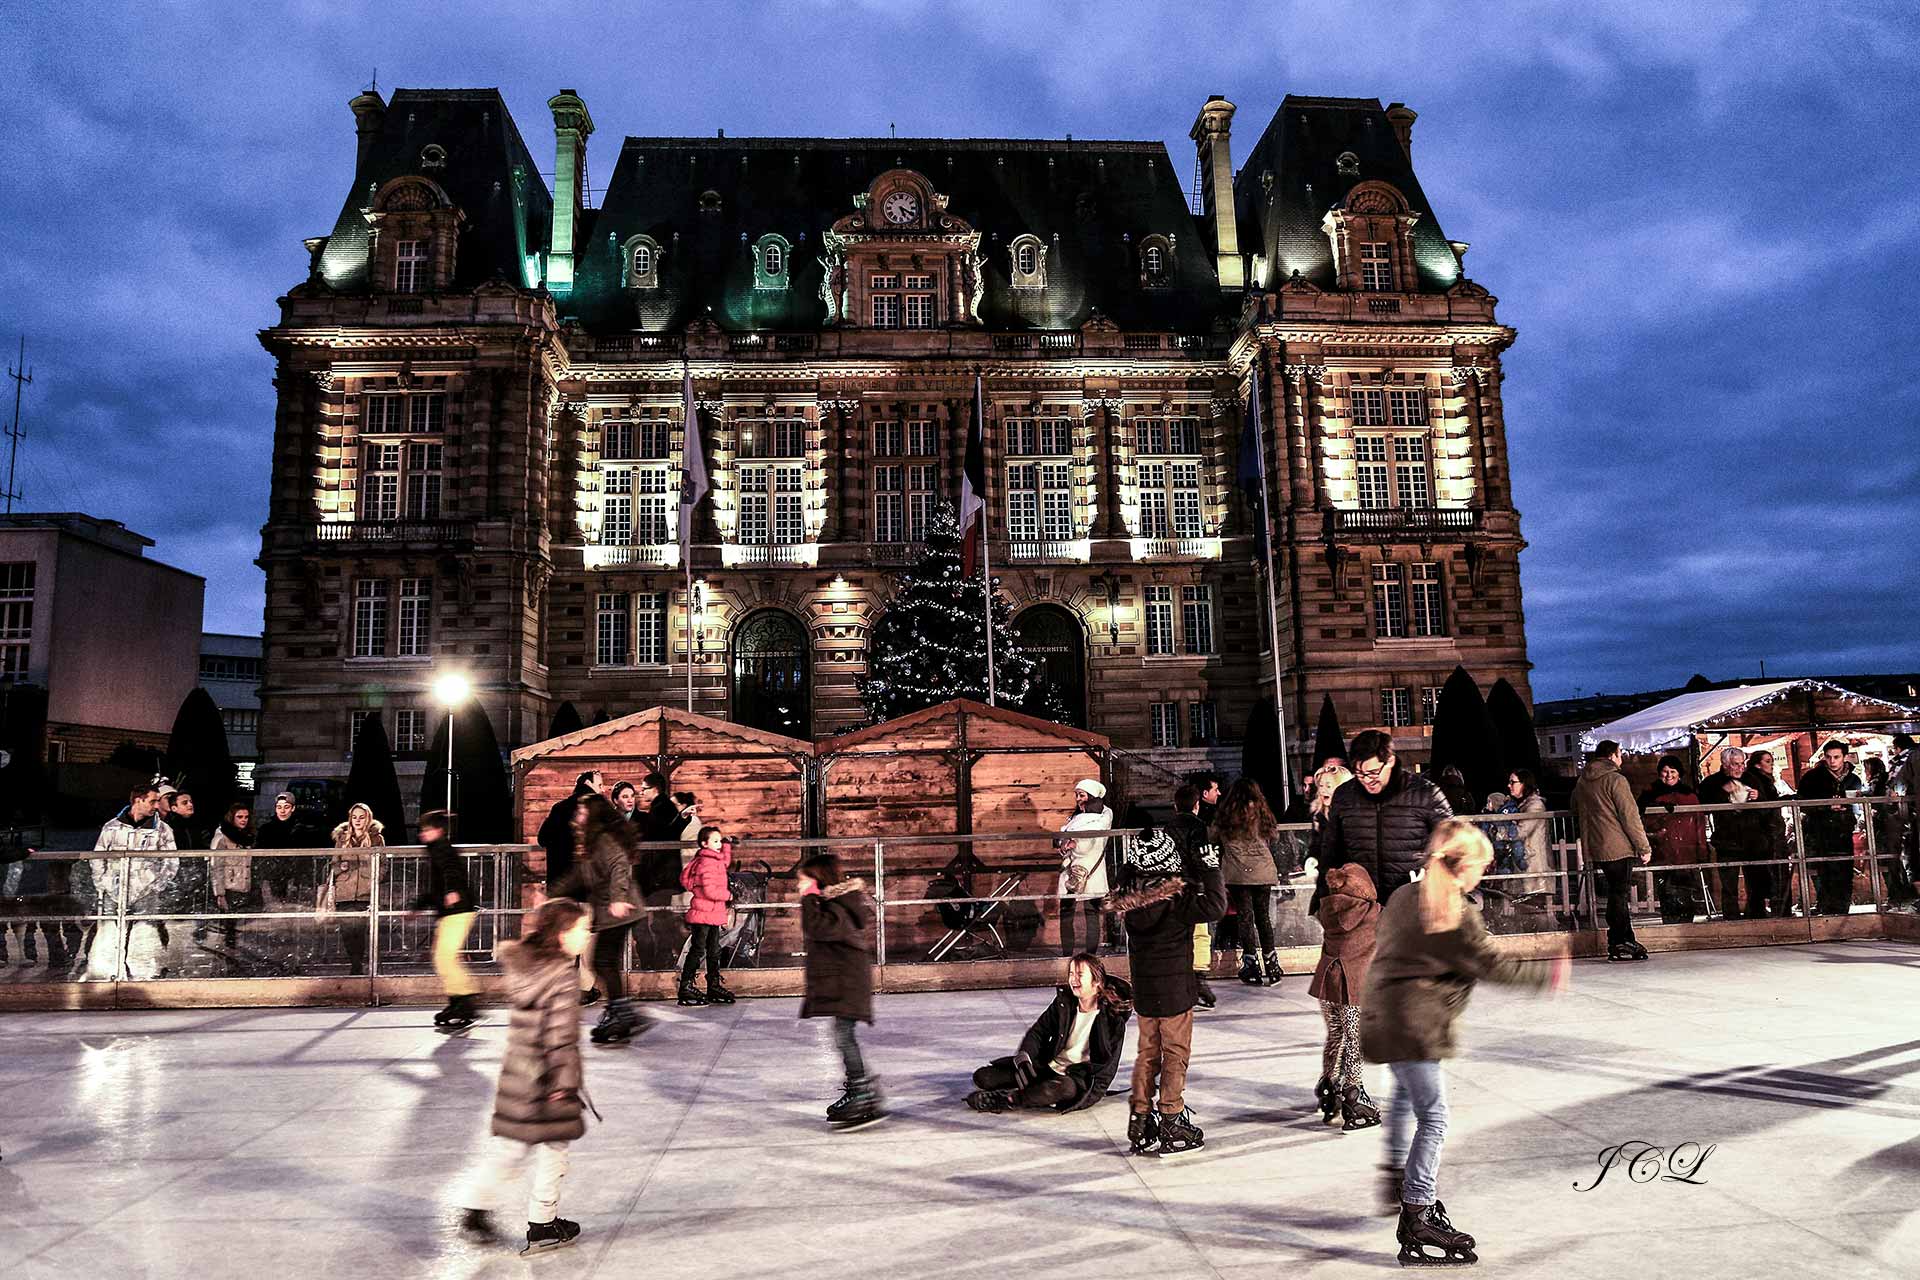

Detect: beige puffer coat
[490, 940, 587, 1144]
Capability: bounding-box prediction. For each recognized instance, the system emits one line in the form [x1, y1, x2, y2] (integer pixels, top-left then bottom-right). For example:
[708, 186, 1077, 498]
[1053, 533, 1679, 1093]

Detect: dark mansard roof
[314, 89, 553, 294]
[564, 135, 1231, 335]
[1232, 95, 1464, 292]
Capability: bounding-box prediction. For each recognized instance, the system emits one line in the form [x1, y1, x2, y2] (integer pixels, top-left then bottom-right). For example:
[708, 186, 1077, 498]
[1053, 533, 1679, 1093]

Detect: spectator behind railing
[88, 783, 177, 981]
[1699, 748, 1769, 920]
[1055, 779, 1113, 959]
[1745, 751, 1793, 917]
[1892, 734, 1920, 906]
[209, 802, 257, 963]
[1797, 739, 1864, 918]
[1640, 757, 1708, 923]
[323, 802, 384, 977]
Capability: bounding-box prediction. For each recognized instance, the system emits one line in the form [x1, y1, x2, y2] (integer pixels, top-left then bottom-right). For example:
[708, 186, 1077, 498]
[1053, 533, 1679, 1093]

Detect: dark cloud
[3, 1, 1915, 695]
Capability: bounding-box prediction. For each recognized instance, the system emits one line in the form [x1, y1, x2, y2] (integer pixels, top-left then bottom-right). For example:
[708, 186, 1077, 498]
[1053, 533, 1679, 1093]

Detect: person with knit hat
[1056, 779, 1114, 957]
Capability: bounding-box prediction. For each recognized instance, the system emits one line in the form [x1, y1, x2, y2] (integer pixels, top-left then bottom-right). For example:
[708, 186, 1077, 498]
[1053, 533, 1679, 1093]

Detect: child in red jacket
[678, 826, 734, 1006]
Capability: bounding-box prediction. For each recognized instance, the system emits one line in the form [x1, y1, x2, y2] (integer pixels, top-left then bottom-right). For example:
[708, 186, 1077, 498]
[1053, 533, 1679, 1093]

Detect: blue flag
[1238, 369, 1271, 566]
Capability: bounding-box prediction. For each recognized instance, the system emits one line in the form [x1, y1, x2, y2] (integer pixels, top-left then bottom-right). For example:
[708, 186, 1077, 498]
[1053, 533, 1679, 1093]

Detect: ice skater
[458, 897, 596, 1255]
[964, 951, 1131, 1113]
[1361, 819, 1569, 1267]
[413, 810, 479, 1030]
[554, 795, 643, 1044]
[1310, 862, 1381, 1130]
[797, 852, 884, 1130]
[677, 825, 735, 1007]
[1106, 786, 1225, 1157]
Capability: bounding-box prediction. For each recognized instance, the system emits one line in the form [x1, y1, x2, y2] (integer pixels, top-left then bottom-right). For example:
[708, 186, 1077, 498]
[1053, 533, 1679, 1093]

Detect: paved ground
[4, 940, 1919, 1278]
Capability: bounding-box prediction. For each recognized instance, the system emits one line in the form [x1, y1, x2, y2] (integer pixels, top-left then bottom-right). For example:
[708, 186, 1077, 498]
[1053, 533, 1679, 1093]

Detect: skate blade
[830, 1113, 889, 1132]
[1398, 1245, 1476, 1267]
[1154, 1142, 1204, 1158]
[519, 1238, 578, 1257]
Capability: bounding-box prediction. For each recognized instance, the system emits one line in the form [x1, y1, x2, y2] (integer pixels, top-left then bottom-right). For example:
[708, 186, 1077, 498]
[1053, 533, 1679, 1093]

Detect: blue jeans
[1385, 1060, 1449, 1207]
[832, 1016, 867, 1084]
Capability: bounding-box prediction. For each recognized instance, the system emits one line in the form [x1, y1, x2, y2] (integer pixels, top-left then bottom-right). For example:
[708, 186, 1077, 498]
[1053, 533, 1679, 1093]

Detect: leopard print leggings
[1319, 999, 1363, 1091]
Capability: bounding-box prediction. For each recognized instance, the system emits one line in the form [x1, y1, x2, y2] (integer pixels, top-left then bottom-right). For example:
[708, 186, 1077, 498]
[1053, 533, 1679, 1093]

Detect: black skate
[435, 995, 480, 1033]
[1127, 1110, 1160, 1155]
[1607, 943, 1637, 962]
[1341, 1084, 1383, 1131]
[1238, 952, 1263, 986]
[579, 986, 601, 1007]
[1194, 976, 1217, 1009]
[830, 1077, 887, 1131]
[1261, 949, 1284, 986]
[521, 1217, 581, 1255]
[1397, 1200, 1476, 1267]
[677, 982, 709, 1006]
[704, 981, 737, 1005]
[1315, 1076, 1340, 1125]
[965, 1088, 1014, 1114]
[1626, 941, 1649, 961]
[457, 1208, 497, 1245]
[825, 1082, 860, 1123]
[1154, 1107, 1204, 1157]
[589, 1007, 642, 1045]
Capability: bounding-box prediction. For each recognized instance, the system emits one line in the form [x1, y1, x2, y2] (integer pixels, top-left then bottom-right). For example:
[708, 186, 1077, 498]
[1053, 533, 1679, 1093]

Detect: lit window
[403, 443, 442, 519]
[872, 295, 900, 329]
[1351, 388, 1387, 427]
[1144, 586, 1175, 655]
[394, 239, 428, 293]
[1410, 563, 1445, 637]
[352, 580, 390, 658]
[1181, 585, 1215, 654]
[738, 465, 804, 545]
[1017, 243, 1036, 274]
[1135, 416, 1205, 539]
[1372, 563, 1407, 639]
[1419, 686, 1442, 724]
[737, 412, 806, 460]
[1006, 462, 1072, 541]
[635, 591, 669, 665]
[1356, 436, 1391, 510]
[1360, 241, 1393, 291]
[407, 394, 445, 433]
[1150, 702, 1179, 747]
[0, 561, 33, 678]
[1142, 242, 1166, 283]
[397, 577, 432, 657]
[1394, 437, 1431, 508]
[626, 237, 662, 288]
[595, 593, 629, 666]
[1010, 237, 1047, 289]
[1380, 687, 1413, 727]
[764, 243, 784, 276]
[1388, 388, 1427, 426]
[633, 244, 653, 278]
[903, 292, 934, 329]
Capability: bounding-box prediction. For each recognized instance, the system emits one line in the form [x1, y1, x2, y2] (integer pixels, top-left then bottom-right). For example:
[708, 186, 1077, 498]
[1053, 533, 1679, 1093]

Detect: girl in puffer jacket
[457, 897, 595, 1255]
[678, 827, 735, 1006]
[1310, 862, 1382, 1130]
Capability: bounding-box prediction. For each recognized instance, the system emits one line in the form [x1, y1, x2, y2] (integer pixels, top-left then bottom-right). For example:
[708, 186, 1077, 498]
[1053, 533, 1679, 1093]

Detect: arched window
[1139, 235, 1174, 288]
[1009, 234, 1047, 290]
[1017, 243, 1036, 275]
[633, 243, 653, 277]
[763, 242, 784, 276]
[1143, 245, 1163, 277]
[624, 236, 661, 289]
[752, 234, 793, 291]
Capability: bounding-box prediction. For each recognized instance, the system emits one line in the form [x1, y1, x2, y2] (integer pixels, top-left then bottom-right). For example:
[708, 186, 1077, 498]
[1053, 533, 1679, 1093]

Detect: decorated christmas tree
[858, 504, 1060, 724]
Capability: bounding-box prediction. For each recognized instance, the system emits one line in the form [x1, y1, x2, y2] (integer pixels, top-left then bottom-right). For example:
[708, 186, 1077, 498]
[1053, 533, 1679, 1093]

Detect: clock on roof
[881, 190, 919, 225]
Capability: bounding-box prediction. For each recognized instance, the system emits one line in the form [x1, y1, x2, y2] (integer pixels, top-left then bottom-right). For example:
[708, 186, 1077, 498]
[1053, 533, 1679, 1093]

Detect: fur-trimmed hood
[1103, 875, 1184, 915]
[822, 877, 868, 900]
[331, 816, 385, 847]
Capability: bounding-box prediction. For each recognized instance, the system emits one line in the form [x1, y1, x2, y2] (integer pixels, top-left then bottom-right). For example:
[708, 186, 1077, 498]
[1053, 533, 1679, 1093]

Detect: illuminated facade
[256, 88, 1530, 794]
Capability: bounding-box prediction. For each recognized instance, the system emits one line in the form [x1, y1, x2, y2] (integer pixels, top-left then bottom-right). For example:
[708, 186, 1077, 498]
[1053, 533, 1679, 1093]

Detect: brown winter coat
[1571, 758, 1651, 863]
[490, 940, 587, 1144]
[1309, 863, 1381, 1006]
[553, 815, 641, 930]
[322, 819, 384, 906]
[799, 879, 874, 1023]
[1361, 884, 1550, 1063]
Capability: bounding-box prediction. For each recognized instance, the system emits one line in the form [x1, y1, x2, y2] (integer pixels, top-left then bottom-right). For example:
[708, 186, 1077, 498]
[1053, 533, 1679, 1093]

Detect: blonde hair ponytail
[1417, 818, 1495, 934]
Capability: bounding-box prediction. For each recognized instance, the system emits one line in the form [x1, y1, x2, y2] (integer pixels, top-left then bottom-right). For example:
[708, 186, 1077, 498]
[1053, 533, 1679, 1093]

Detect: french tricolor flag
[959, 375, 986, 575]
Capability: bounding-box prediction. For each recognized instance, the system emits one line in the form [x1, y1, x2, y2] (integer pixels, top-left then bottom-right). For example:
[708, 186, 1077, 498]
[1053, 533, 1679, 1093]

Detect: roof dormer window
[623, 235, 662, 289]
[753, 234, 793, 290]
[1139, 234, 1174, 289]
[1009, 234, 1047, 290]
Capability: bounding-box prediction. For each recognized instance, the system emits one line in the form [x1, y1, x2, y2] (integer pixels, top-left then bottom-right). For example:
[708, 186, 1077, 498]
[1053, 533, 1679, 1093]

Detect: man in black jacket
[1314, 730, 1453, 910]
[1107, 791, 1225, 1157]
[1796, 740, 1862, 917]
[537, 771, 603, 889]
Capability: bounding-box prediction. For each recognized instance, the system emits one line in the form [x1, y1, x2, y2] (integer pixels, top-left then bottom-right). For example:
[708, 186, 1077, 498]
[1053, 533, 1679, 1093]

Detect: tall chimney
[1385, 102, 1417, 158]
[546, 88, 595, 297]
[349, 89, 387, 175]
[1189, 96, 1244, 291]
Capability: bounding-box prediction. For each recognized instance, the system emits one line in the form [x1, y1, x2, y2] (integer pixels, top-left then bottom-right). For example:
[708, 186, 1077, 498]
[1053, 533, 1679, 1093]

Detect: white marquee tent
[1582, 680, 1920, 757]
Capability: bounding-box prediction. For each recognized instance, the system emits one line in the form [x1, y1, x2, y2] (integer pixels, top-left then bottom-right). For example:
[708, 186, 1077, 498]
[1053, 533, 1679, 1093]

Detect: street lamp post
[432, 673, 471, 835]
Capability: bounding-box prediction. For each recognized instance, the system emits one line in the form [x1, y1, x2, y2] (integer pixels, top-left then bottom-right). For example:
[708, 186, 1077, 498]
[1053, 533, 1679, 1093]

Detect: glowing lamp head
[433, 673, 472, 708]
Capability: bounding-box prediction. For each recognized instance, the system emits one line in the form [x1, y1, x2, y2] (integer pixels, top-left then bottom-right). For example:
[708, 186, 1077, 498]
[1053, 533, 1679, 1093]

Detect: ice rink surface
[5, 940, 1920, 1278]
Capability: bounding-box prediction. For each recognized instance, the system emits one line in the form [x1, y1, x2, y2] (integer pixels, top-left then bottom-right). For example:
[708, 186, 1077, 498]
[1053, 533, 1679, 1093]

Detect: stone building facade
[256, 87, 1531, 798]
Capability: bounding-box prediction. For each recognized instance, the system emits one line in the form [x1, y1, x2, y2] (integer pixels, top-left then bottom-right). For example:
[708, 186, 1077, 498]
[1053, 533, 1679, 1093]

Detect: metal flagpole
[977, 375, 997, 706]
[680, 359, 708, 714]
[684, 539, 696, 713]
[1251, 367, 1293, 800]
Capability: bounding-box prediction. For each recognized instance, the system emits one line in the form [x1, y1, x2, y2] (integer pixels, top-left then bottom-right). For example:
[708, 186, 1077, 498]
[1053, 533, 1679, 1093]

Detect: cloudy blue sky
[4, 1, 1915, 701]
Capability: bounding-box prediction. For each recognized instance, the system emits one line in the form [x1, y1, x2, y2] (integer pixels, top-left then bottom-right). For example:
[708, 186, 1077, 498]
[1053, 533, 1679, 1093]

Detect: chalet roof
[564, 135, 1230, 334]
[823, 698, 1109, 752]
[510, 704, 813, 767]
[1231, 94, 1464, 293]
[1583, 680, 1920, 755]
[314, 89, 553, 294]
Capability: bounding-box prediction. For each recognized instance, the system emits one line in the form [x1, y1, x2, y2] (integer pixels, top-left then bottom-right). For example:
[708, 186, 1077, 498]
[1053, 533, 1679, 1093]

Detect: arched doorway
[1014, 604, 1087, 728]
[731, 610, 810, 737]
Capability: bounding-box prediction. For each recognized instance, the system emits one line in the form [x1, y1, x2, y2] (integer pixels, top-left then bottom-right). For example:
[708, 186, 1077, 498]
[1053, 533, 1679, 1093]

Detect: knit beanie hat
[1128, 828, 1181, 878]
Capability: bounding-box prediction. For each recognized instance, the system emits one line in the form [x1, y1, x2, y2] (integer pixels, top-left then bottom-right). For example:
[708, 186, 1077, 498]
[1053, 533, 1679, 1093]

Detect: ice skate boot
[1194, 975, 1217, 1009]
[1127, 1110, 1160, 1155]
[521, 1217, 581, 1255]
[579, 986, 601, 1007]
[1261, 948, 1284, 986]
[1607, 942, 1637, 962]
[1626, 941, 1649, 961]
[457, 1208, 497, 1245]
[1315, 1076, 1340, 1124]
[432, 999, 461, 1028]
[825, 1081, 860, 1124]
[1238, 951, 1263, 985]
[1155, 1106, 1204, 1157]
[1341, 1084, 1383, 1131]
[831, 1077, 887, 1131]
[1397, 1201, 1476, 1267]
[589, 1003, 640, 1044]
[965, 1088, 1014, 1113]
[676, 981, 709, 1006]
[704, 980, 737, 1005]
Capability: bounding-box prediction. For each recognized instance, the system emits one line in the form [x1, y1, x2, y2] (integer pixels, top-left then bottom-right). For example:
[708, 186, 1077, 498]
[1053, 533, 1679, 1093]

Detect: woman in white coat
[1056, 780, 1114, 956]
